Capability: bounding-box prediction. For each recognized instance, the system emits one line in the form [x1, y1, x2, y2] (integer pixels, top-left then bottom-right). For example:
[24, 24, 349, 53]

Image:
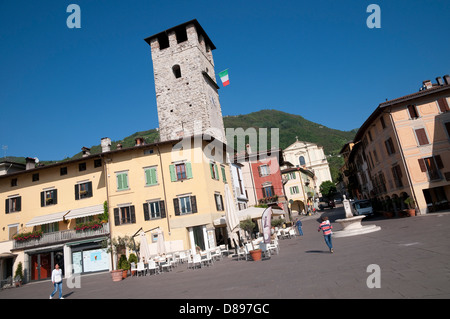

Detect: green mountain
[5, 110, 355, 182]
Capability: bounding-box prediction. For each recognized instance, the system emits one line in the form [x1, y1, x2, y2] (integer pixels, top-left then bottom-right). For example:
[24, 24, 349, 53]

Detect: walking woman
[318, 216, 333, 253]
[49, 264, 64, 299]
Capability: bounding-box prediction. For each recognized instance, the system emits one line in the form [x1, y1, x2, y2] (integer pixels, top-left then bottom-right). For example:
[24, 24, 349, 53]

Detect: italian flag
[219, 69, 230, 87]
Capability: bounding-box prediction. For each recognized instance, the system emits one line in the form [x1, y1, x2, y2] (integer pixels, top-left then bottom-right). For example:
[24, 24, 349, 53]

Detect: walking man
[295, 218, 303, 236]
[318, 216, 333, 253]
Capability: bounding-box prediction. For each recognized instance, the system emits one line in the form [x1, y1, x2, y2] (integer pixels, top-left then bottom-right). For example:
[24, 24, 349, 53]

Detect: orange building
[347, 75, 450, 215]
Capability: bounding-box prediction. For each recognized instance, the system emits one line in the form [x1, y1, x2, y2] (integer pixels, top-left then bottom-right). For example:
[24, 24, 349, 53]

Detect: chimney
[82, 147, 91, 157]
[444, 74, 450, 85]
[25, 157, 36, 170]
[422, 80, 432, 90]
[135, 137, 145, 146]
[436, 77, 444, 86]
[101, 137, 111, 153]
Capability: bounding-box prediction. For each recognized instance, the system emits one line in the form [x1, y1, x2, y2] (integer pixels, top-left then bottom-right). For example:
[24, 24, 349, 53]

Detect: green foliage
[271, 218, 285, 228]
[14, 262, 24, 280]
[128, 253, 138, 264]
[320, 180, 337, 199]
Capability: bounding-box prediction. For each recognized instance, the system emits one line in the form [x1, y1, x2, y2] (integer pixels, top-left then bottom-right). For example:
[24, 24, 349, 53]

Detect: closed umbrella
[224, 184, 241, 249]
[139, 231, 151, 263]
[157, 228, 166, 255]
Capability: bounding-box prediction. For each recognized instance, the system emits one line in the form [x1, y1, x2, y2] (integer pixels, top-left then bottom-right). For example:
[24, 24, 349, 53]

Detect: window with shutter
[75, 181, 93, 200]
[415, 128, 429, 146]
[437, 98, 449, 113]
[116, 172, 129, 191]
[5, 196, 21, 214]
[221, 166, 227, 182]
[145, 167, 158, 186]
[420, 156, 442, 180]
[407, 105, 419, 119]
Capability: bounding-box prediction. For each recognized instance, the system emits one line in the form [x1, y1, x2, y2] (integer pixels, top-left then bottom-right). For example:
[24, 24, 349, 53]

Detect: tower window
[172, 65, 181, 78]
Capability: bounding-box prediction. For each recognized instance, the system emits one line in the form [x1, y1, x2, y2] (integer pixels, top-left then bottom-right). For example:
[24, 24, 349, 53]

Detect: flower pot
[406, 209, 416, 217]
[122, 270, 128, 279]
[110, 270, 123, 282]
[249, 249, 262, 261]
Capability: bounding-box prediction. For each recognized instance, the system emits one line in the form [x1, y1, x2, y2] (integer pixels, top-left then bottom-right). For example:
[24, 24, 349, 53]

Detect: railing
[13, 223, 110, 250]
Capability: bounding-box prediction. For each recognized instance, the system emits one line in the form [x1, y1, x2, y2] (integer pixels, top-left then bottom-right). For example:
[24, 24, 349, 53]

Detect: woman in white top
[49, 264, 64, 299]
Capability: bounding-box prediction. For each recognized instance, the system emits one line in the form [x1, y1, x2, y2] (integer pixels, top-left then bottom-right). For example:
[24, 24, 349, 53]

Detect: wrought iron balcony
[13, 222, 110, 250]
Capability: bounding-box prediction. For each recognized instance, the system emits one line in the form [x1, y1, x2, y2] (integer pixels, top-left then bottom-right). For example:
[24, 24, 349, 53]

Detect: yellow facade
[0, 136, 233, 282]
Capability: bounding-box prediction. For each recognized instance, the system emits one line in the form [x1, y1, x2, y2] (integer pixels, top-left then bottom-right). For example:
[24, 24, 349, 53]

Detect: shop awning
[25, 204, 104, 227]
[0, 252, 17, 259]
[25, 211, 69, 227]
[64, 204, 104, 220]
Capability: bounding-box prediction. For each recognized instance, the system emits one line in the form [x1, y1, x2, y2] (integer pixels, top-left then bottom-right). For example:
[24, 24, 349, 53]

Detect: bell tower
[145, 19, 225, 143]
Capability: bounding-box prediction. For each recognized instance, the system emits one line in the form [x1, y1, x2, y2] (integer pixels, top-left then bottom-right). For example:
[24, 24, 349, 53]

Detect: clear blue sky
[1, 0, 449, 160]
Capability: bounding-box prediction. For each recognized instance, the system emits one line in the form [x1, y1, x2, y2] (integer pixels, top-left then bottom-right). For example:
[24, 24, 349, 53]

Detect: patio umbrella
[224, 184, 241, 248]
[156, 228, 166, 255]
[139, 231, 151, 262]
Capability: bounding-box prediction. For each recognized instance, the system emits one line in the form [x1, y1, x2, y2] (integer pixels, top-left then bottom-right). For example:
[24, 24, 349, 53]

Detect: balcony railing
[13, 223, 110, 250]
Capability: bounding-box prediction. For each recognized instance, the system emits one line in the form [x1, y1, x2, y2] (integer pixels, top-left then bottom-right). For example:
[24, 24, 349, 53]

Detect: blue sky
[1, 0, 449, 160]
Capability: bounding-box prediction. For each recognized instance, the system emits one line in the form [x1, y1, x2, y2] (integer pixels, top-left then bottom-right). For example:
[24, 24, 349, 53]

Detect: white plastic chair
[202, 250, 213, 267]
[289, 228, 296, 238]
[260, 242, 271, 259]
[178, 251, 188, 263]
[192, 254, 202, 269]
[147, 260, 159, 275]
[137, 262, 146, 276]
[219, 244, 229, 257]
[211, 247, 222, 261]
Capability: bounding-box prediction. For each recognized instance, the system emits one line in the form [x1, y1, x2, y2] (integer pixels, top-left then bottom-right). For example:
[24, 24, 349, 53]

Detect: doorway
[30, 250, 64, 281]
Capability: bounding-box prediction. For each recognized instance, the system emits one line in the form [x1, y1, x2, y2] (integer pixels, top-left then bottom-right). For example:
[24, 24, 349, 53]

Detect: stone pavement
[1, 206, 450, 301]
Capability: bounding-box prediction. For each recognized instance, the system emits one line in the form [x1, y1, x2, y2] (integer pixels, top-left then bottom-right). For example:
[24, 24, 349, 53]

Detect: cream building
[283, 138, 332, 196]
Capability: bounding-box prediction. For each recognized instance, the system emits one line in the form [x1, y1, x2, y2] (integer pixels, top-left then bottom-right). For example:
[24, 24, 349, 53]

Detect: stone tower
[145, 19, 225, 143]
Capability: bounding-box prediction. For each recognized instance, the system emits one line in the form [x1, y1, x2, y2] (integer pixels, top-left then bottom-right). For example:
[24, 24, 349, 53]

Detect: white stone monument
[333, 196, 381, 238]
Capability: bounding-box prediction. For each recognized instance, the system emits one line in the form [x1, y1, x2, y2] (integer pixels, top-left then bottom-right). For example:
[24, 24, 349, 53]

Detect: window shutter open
[143, 203, 150, 221]
[191, 195, 197, 213]
[160, 200, 166, 218]
[438, 98, 449, 112]
[53, 189, 57, 205]
[221, 166, 227, 182]
[5, 199, 9, 214]
[435, 155, 444, 169]
[75, 184, 79, 200]
[186, 162, 193, 179]
[41, 191, 45, 207]
[418, 158, 427, 172]
[130, 205, 136, 223]
[173, 198, 180, 216]
[114, 208, 120, 225]
[169, 165, 177, 182]
[87, 181, 93, 197]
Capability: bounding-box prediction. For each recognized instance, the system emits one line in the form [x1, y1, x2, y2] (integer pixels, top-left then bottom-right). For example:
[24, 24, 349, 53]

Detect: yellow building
[0, 135, 232, 283]
[281, 166, 316, 215]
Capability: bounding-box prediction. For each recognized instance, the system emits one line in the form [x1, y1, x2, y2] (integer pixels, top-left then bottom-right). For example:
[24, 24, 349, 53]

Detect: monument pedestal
[333, 197, 381, 238]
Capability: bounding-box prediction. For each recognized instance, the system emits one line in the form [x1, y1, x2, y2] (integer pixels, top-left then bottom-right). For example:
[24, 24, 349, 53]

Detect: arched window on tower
[299, 156, 306, 166]
[172, 65, 181, 78]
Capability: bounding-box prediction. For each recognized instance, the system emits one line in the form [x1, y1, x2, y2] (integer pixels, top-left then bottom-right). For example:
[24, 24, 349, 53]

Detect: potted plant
[404, 197, 416, 217]
[14, 262, 24, 287]
[239, 217, 262, 261]
[102, 235, 133, 282]
[118, 255, 130, 279]
[128, 253, 138, 276]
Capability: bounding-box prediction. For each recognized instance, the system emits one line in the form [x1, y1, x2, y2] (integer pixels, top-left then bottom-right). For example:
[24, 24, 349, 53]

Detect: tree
[320, 180, 337, 199]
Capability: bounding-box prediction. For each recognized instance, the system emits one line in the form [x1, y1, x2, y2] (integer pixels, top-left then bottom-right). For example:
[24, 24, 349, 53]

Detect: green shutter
[186, 162, 193, 179]
[169, 165, 177, 182]
[210, 163, 214, 179]
[145, 168, 157, 185]
[221, 166, 227, 182]
[214, 164, 219, 180]
[117, 173, 128, 190]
